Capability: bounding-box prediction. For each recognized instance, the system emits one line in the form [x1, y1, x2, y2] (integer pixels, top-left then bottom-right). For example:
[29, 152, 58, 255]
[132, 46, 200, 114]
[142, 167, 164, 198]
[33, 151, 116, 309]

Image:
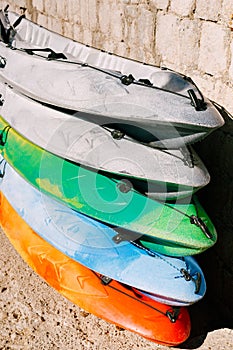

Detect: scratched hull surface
[0, 116, 217, 256]
[0, 10, 224, 148]
[0, 80, 210, 201]
[0, 192, 191, 345]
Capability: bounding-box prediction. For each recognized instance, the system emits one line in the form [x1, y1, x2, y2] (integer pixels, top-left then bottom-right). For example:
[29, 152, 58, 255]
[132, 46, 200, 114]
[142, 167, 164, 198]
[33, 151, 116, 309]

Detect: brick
[36, 13, 48, 28]
[102, 38, 116, 53]
[63, 20, 74, 40]
[229, 40, 233, 81]
[177, 19, 200, 68]
[214, 81, 233, 115]
[73, 22, 84, 43]
[44, 1, 57, 16]
[32, 0, 44, 13]
[13, 0, 27, 8]
[129, 45, 146, 62]
[156, 15, 200, 69]
[198, 22, 228, 75]
[124, 6, 154, 47]
[190, 72, 216, 101]
[67, 0, 81, 24]
[88, 0, 98, 30]
[191, 72, 233, 115]
[124, 5, 138, 19]
[150, 0, 169, 10]
[221, 0, 233, 24]
[98, 0, 111, 33]
[47, 16, 63, 35]
[56, 1, 68, 21]
[79, 0, 89, 28]
[125, 18, 137, 44]
[83, 28, 93, 46]
[171, 0, 195, 17]
[110, 4, 124, 41]
[91, 30, 101, 49]
[114, 41, 129, 58]
[195, 0, 222, 21]
[137, 8, 155, 52]
[155, 13, 180, 64]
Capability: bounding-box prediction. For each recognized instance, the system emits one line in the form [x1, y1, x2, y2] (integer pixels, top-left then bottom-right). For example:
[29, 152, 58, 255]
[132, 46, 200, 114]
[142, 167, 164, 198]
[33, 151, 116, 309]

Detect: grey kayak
[0, 9, 225, 149]
[0, 80, 210, 200]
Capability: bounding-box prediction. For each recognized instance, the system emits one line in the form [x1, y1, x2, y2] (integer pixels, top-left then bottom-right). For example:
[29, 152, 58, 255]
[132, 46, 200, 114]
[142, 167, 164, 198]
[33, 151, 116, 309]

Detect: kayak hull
[0, 81, 211, 201]
[0, 10, 225, 149]
[0, 192, 191, 346]
[0, 116, 217, 255]
[0, 156, 207, 305]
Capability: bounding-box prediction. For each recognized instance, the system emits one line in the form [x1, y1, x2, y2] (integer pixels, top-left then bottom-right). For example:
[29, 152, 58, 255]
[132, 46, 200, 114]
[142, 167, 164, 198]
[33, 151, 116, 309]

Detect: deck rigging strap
[130, 240, 201, 294]
[0, 125, 11, 146]
[116, 176, 211, 238]
[130, 240, 188, 274]
[23, 48, 67, 60]
[0, 157, 6, 178]
[106, 170, 212, 237]
[164, 200, 213, 239]
[14, 46, 204, 107]
[102, 125, 195, 168]
[0, 7, 207, 109]
[96, 273, 180, 322]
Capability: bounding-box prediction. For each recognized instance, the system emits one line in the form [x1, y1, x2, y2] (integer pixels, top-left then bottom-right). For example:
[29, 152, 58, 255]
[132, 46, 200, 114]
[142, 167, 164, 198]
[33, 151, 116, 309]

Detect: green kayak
[0, 116, 217, 256]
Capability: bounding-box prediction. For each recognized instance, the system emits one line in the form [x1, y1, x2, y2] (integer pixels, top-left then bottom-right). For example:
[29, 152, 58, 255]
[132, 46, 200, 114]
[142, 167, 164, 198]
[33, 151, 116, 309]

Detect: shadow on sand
[179, 105, 233, 348]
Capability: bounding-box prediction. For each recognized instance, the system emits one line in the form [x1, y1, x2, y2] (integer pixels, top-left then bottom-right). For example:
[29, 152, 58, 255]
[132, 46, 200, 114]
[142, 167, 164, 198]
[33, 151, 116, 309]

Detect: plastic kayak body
[0, 191, 191, 346]
[0, 156, 206, 306]
[0, 80, 210, 201]
[0, 116, 217, 255]
[0, 10, 225, 149]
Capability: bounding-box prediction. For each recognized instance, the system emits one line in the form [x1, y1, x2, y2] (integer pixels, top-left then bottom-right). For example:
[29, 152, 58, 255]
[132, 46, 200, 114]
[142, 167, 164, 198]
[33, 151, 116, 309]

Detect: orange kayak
[0, 192, 191, 346]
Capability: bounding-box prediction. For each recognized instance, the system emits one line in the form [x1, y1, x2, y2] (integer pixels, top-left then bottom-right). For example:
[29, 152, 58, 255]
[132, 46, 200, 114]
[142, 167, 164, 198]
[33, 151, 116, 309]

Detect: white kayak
[0, 9, 224, 149]
[0, 80, 210, 200]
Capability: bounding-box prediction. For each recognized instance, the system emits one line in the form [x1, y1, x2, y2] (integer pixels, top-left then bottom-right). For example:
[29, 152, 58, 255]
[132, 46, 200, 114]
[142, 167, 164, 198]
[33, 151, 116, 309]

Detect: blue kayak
[0, 156, 206, 306]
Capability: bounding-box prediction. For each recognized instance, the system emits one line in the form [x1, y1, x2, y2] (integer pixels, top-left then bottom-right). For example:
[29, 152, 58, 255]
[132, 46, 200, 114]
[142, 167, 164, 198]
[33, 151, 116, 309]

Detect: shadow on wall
[180, 105, 233, 349]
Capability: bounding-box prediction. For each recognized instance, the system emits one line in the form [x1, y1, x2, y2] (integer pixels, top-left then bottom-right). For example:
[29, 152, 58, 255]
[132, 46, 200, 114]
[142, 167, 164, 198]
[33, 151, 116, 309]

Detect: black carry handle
[190, 215, 213, 239]
[0, 18, 8, 43]
[188, 88, 207, 111]
[0, 158, 6, 178]
[24, 47, 67, 60]
[11, 13, 25, 29]
[0, 9, 25, 44]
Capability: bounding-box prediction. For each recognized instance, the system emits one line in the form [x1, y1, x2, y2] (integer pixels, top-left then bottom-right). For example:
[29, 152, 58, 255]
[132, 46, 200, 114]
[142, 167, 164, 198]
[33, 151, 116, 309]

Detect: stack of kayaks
[0, 7, 225, 346]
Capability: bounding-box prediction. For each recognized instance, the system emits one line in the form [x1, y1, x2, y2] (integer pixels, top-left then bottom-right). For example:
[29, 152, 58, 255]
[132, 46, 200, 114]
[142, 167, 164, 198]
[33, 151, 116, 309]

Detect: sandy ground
[0, 227, 232, 350]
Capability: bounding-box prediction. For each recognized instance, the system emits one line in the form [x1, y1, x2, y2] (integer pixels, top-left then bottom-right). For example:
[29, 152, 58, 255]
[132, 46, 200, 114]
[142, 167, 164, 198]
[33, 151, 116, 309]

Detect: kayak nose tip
[206, 102, 226, 129]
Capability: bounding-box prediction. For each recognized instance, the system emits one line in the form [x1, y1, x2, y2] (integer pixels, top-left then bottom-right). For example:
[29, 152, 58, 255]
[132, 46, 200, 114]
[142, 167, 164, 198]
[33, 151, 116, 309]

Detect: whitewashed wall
[0, 0, 232, 113]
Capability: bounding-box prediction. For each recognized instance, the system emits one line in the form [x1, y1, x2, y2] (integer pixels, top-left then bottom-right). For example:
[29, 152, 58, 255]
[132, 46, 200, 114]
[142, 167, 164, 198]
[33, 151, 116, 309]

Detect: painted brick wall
[0, 0, 232, 113]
